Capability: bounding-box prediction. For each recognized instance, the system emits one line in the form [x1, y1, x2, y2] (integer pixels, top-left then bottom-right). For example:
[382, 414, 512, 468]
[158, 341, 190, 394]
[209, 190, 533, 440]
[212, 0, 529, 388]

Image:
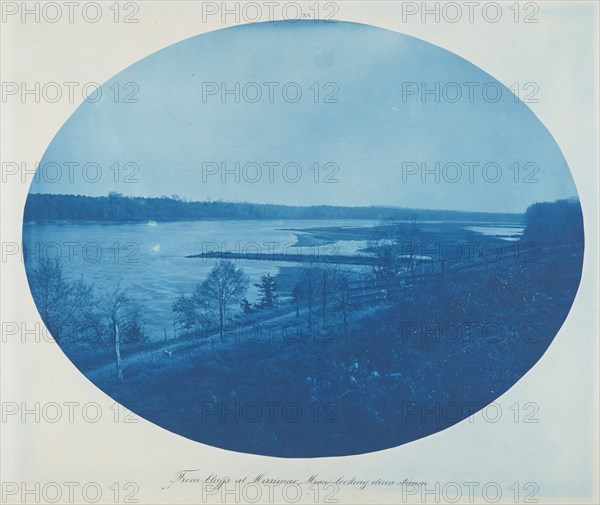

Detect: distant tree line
[23, 193, 522, 223]
[522, 198, 584, 244]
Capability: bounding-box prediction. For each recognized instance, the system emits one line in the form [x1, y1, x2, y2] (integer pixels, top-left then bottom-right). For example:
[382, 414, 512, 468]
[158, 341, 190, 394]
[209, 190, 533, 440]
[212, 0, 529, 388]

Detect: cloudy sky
[31, 20, 578, 213]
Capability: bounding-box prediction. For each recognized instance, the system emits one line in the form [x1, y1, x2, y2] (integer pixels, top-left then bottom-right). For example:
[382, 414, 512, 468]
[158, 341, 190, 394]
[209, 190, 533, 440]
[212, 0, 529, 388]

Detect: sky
[31, 20, 579, 213]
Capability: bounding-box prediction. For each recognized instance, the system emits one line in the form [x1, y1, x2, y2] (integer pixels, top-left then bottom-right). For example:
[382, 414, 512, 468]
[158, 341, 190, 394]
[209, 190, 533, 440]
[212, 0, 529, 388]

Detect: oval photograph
[23, 21, 584, 457]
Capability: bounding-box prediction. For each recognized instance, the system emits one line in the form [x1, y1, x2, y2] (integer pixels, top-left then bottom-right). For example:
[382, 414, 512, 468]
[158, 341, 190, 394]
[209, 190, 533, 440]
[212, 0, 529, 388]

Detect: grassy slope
[65, 240, 583, 457]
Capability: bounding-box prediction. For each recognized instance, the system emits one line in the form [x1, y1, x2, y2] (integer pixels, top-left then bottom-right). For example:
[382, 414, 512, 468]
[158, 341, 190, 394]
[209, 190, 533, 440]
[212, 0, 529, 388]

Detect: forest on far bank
[23, 192, 524, 223]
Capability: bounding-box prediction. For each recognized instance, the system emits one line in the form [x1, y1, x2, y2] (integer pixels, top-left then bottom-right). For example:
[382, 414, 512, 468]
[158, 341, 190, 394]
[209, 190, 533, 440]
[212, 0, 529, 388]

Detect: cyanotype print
[23, 21, 583, 457]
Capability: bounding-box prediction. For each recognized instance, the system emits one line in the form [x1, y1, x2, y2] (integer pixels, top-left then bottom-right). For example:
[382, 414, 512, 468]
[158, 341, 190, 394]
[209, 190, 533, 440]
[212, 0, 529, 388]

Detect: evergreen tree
[240, 298, 254, 314]
[255, 273, 278, 309]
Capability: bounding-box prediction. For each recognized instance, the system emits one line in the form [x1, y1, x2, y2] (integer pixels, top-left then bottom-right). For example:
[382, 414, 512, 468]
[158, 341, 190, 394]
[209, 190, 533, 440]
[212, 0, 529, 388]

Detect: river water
[22, 219, 523, 339]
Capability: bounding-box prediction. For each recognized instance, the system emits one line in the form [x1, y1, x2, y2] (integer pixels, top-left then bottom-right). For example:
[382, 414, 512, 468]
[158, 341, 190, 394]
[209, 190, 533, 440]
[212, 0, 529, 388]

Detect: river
[22, 219, 523, 340]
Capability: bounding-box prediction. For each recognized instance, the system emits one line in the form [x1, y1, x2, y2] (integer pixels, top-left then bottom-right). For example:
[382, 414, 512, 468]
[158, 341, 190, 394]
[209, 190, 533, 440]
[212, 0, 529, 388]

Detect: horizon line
[25, 192, 576, 216]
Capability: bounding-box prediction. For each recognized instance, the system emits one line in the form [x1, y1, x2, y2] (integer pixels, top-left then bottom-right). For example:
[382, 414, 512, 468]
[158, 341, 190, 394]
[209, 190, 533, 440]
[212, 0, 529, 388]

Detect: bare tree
[172, 291, 211, 337]
[335, 271, 351, 335]
[201, 260, 248, 342]
[368, 217, 421, 297]
[372, 220, 401, 281]
[399, 215, 421, 278]
[318, 262, 334, 317]
[100, 283, 143, 381]
[28, 259, 95, 343]
[302, 263, 318, 330]
[291, 283, 302, 318]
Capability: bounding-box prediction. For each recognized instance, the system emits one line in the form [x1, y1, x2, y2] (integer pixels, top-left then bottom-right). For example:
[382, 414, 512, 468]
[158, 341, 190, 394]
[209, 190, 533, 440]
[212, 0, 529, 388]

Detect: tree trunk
[114, 322, 123, 381]
[343, 308, 348, 335]
[341, 288, 348, 335]
[322, 276, 327, 316]
[307, 288, 313, 330]
[219, 306, 224, 342]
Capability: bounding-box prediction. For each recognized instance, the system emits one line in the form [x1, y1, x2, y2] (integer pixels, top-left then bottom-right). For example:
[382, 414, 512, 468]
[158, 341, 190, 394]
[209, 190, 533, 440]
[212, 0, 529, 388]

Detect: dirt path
[85, 305, 320, 383]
